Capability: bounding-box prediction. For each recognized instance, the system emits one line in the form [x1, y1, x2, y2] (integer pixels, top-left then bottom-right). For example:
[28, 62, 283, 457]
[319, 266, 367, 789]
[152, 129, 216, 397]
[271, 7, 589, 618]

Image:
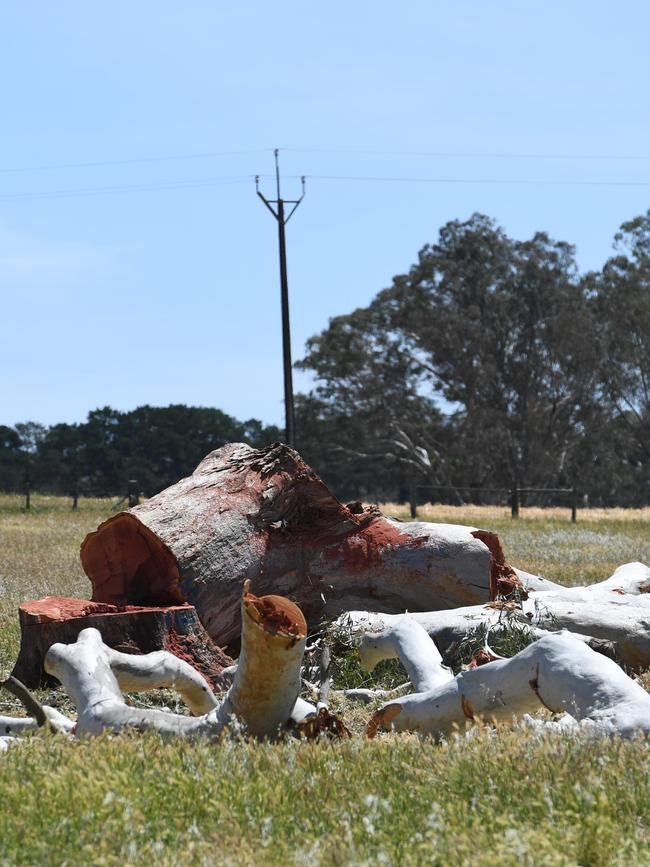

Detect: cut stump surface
[12, 596, 233, 688]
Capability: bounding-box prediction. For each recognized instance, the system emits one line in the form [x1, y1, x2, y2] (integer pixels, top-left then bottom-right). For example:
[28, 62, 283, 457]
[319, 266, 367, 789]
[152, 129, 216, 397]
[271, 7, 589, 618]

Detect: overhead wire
[303, 174, 650, 187]
[281, 146, 650, 162]
[4, 145, 650, 178]
[2, 148, 650, 202]
[0, 174, 262, 202]
[0, 148, 272, 175]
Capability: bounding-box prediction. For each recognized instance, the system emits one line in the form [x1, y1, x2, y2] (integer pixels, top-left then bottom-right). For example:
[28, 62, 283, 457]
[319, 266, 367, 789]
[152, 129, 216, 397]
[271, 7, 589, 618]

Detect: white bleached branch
[368, 631, 650, 739]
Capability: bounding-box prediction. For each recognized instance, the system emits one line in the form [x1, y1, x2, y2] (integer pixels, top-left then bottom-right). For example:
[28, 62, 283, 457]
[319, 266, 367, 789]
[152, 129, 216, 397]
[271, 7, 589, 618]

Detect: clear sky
[2, 1, 649, 429]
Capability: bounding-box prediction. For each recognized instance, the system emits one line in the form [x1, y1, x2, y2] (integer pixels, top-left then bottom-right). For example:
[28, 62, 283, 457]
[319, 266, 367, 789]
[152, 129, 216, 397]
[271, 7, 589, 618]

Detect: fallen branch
[367, 631, 650, 739]
[337, 561, 650, 668]
[358, 616, 454, 692]
[1, 676, 48, 728]
[0, 676, 75, 736]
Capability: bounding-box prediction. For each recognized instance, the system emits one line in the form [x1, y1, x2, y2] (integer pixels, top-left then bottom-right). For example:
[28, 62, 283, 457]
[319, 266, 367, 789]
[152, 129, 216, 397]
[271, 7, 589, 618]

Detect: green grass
[2, 497, 650, 865]
[2, 730, 650, 866]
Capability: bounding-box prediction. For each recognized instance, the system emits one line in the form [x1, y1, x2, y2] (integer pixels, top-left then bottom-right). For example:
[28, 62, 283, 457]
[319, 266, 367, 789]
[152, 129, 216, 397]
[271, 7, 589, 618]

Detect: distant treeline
[0, 407, 282, 498]
[3, 209, 650, 507]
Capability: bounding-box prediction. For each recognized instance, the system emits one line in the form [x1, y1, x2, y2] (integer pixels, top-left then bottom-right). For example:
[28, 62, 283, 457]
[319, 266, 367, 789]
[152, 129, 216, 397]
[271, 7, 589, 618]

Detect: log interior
[81, 512, 184, 606]
[243, 592, 307, 638]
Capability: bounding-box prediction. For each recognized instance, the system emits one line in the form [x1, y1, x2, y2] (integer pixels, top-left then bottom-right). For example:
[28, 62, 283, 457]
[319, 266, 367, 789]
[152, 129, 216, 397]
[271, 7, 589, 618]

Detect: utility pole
[256, 150, 305, 448]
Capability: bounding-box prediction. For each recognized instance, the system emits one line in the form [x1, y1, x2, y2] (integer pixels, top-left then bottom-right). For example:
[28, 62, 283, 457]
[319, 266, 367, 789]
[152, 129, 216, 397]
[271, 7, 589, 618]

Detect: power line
[3, 171, 650, 205]
[282, 147, 650, 162]
[0, 148, 272, 175]
[5, 145, 650, 178]
[0, 174, 259, 202]
[305, 174, 650, 187]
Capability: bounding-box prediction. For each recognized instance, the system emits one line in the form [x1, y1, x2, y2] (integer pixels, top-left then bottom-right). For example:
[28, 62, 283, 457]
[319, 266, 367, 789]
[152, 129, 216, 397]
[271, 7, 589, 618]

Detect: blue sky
[2, 1, 650, 428]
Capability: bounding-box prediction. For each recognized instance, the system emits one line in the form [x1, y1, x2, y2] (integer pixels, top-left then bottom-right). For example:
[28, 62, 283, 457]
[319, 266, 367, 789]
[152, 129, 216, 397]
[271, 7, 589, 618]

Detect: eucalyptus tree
[300, 214, 600, 493]
[594, 211, 650, 459]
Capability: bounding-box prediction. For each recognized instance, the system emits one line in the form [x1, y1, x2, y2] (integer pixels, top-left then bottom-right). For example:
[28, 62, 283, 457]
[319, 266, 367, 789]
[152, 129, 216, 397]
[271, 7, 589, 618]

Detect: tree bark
[81, 443, 509, 647]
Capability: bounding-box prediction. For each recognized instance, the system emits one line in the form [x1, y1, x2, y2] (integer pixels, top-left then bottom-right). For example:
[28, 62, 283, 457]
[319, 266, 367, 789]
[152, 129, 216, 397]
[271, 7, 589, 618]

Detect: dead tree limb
[367, 631, 650, 739]
[337, 562, 650, 669]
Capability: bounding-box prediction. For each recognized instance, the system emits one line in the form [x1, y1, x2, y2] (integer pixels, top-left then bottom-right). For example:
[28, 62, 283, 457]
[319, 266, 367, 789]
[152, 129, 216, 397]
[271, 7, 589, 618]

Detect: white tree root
[357, 616, 454, 692]
[367, 631, 650, 739]
[41, 584, 307, 740]
[0, 675, 75, 737]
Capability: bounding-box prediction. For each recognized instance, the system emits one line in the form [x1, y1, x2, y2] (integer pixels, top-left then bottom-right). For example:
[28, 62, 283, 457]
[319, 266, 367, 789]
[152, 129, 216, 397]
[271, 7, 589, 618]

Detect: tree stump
[11, 596, 233, 689]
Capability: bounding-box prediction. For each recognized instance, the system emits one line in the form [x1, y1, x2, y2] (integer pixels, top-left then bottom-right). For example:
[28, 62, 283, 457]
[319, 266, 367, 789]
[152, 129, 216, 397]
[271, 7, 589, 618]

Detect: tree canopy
[0, 406, 280, 497]
[298, 211, 650, 506]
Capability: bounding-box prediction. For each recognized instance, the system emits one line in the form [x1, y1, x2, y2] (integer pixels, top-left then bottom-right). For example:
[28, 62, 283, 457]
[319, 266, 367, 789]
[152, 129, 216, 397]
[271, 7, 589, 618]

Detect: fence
[414, 485, 579, 521]
[17, 480, 141, 512]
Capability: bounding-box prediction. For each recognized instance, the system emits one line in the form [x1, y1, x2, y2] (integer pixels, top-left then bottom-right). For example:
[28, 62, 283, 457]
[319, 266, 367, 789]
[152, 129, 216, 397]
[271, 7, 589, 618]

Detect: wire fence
[5, 480, 141, 512]
[414, 484, 580, 521]
[5, 480, 580, 521]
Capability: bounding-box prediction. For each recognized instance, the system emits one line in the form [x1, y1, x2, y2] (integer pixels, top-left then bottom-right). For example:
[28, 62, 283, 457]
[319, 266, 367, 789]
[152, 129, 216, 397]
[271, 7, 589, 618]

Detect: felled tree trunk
[42, 586, 307, 740]
[11, 596, 234, 689]
[338, 562, 650, 669]
[81, 443, 512, 647]
[366, 627, 650, 739]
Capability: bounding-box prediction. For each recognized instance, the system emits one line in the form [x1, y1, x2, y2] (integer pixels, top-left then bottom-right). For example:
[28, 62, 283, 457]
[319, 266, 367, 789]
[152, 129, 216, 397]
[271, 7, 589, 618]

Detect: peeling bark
[81, 443, 507, 646]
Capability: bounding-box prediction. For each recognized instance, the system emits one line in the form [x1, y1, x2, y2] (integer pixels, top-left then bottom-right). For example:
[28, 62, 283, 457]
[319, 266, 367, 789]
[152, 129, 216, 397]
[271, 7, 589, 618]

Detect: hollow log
[367, 631, 650, 739]
[11, 596, 234, 689]
[80, 443, 512, 647]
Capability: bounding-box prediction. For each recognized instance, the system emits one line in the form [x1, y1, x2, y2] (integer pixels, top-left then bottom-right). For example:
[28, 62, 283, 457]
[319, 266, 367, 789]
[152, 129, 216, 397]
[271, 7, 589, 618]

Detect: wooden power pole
[256, 150, 305, 448]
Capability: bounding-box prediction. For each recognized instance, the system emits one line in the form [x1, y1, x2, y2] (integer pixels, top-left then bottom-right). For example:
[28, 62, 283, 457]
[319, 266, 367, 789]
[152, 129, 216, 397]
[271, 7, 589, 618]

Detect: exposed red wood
[12, 596, 233, 689]
[471, 530, 524, 600]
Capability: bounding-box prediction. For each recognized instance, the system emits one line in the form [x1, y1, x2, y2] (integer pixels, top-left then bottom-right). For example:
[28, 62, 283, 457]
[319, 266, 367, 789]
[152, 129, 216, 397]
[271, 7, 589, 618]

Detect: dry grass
[381, 501, 650, 523]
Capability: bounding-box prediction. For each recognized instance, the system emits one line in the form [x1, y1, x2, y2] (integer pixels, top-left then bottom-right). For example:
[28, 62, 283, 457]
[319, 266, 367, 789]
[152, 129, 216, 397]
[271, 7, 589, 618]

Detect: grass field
[1, 496, 650, 865]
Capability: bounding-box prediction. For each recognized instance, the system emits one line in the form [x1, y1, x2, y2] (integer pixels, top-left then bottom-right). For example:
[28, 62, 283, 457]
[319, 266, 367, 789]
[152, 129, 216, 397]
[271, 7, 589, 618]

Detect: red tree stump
[11, 596, 234, 689]
[80, 443, 518, 647]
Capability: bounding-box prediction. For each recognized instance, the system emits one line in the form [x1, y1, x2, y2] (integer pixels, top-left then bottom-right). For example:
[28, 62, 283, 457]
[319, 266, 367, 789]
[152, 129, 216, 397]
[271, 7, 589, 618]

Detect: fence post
[127, 480, 140, 508]
[571, 488, 578, 523]
[24, 486, 31, 511]
[72, 488, 79, 511]
[510, 487, 520, 519]
[409, 480, 417, 519]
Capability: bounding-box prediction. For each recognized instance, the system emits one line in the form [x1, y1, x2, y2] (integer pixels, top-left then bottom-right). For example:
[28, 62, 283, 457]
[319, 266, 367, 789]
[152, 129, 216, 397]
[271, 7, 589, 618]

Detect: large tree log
[80, 443, 513, 647]
[11, 596, 234, 689]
